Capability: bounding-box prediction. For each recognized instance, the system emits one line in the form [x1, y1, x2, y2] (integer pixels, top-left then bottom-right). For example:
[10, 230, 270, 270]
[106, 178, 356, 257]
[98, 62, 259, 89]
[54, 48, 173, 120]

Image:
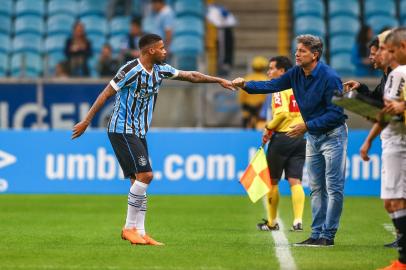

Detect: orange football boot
[378, 260, 406, 270]
[121, 228, 147, 245]
[143, 234, 164, 246]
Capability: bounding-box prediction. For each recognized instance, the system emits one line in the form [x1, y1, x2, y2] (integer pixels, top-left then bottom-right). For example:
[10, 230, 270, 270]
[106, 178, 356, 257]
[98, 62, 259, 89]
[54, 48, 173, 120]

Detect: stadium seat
[329, 16, 360, 37]
[329, 35, 356, 56]
[401, 0, 406, 23]
[0, 15, 12, 35]
[45, 34, 69, 54]
[15, 0, 45, 17]
[174, 0, 204, 18]
[81, 16, 108, 36]
[14, 15, 44, 36]
[47, 15, 76, 36]
[293, 0, 324, 18]
[48, 0, 78, 17]
[88, 55, 99, 78]
[173, 17, 204, 37]
[109, 17, 130, 37]
[108, 35, 125, 54]
[328, 0, 360, 18]
[0, 0, 13, 17]
[0, 52, 8, 74]
[87, 33, 106, 53]
[44, 51, 65, 74]
[294, 16, 326, 37]
[171, 35, 203, 55]
[131, 0, 143, 16]
[366, 15, 398, 34]
[12, 34, 43, 54]
[364, 0, 395, 19]
[79, 0, 108, 17]
[174, 54, 198, 71]
[10, 52, 43, 78]
[0, 34, 10, 53]
[330, 53, 355, 77]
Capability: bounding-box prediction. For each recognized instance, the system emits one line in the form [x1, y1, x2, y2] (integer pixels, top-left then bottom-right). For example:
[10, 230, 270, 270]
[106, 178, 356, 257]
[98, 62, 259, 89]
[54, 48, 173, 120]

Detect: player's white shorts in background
[381, 127, 406, 199]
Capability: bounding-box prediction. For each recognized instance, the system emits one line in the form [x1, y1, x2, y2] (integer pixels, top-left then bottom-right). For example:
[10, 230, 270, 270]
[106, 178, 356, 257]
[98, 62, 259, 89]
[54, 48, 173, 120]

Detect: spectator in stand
[142, 0, 174, 49]
[64, 21, 93, 77]
[55, 61, 70, 78]
[97, 44, 120, 77]
[121, 17, 143, 63]
[352, 25, 376, 77]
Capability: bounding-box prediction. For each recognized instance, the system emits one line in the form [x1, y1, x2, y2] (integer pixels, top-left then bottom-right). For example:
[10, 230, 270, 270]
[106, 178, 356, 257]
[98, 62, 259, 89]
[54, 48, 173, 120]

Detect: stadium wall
[0, 129, 382, 196]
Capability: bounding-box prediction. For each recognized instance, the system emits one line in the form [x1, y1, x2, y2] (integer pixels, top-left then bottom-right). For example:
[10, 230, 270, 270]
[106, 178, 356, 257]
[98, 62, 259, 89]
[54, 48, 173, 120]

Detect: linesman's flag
[239, 147, 271, 203]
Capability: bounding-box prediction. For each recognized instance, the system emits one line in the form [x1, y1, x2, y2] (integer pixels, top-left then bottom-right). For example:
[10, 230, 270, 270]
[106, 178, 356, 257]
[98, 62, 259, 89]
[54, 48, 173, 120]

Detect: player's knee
[390, 199, 406, 212]
[136, 172, 153, 183]
[384, 200, 393, 213]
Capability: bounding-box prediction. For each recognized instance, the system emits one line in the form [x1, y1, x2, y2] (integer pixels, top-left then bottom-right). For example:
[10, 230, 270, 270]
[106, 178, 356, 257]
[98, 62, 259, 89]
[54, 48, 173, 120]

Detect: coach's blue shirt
[108, 59, 179, 136]
[244, 61, 347, 135]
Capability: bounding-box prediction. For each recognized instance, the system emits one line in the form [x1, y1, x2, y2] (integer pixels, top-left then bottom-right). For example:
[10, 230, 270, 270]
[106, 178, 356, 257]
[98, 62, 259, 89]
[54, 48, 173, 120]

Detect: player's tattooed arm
[72, 84, 116, 139]
[175, 71, 236, 91]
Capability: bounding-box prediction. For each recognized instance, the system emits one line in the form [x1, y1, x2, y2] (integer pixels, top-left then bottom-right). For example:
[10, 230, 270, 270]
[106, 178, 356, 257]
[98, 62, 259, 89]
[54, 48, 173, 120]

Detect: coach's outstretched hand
[232, 77, 246, 88]
[343, 80, 360, 92]
[219, 79, 238, 91]
[72, 121, 89, 139]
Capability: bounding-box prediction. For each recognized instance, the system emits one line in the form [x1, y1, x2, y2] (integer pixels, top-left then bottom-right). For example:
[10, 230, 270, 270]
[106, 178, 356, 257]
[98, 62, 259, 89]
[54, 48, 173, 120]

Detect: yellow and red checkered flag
[239, 147, 271, 203]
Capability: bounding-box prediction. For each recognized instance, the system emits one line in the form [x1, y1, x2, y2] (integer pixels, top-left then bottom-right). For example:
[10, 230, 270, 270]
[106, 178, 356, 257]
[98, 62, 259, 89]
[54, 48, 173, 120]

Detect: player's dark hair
[131, 17, 142, 27]
[151, 0, 165, 3]
[368, 37, 379, 49]
[138, 34, 162, 49]
[269, 56, 293, 72]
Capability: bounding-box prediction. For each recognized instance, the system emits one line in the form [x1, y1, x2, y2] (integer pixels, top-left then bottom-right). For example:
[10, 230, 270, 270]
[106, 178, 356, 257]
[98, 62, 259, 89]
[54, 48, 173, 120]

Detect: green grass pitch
[0, 195, 398, 270]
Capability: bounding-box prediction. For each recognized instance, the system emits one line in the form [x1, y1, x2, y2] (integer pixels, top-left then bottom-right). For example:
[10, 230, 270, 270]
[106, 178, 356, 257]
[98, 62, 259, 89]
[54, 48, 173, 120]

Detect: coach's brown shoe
[121, 228, 147, 245]
[143, 234, 164, 246]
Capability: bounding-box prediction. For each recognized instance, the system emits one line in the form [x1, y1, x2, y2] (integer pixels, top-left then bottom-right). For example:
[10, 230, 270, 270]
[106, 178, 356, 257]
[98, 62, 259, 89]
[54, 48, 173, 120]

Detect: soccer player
[376, 27, 406, 270]
[233, 35, 348, 247]
[344, 31, 401, 249]
[72, 34, 235, 246]
[256, 56, 306, 232]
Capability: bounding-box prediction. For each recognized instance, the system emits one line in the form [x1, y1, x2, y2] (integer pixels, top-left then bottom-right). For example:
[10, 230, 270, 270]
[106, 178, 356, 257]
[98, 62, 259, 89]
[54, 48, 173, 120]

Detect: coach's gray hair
[296, 34, 323, 61]
[385, 27, 406, 45]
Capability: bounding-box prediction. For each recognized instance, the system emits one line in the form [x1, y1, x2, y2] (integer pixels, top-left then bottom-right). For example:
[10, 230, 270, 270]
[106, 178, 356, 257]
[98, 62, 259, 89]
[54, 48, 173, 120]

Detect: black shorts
[266, 132, 306, 181]
[108, 133, 152, 178]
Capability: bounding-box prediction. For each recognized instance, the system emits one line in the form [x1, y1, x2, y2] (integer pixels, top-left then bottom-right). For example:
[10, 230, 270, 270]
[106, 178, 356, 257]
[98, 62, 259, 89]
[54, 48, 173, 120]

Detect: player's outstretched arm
[174, 71, 236, 91]
[71, 84, 116, 139]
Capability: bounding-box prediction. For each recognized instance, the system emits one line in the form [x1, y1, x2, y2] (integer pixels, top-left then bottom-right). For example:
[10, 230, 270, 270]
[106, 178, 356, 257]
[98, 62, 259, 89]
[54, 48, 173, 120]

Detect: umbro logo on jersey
[117, 70, 126, 80]
[138, 156, 147, 166]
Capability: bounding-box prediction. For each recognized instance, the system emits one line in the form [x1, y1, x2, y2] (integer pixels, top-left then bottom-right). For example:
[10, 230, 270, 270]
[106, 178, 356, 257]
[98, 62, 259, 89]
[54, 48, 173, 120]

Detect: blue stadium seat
[88, 55, 99, 78]
[329, 35, 356, 56]
[109, 17, 130, 37]
[87, 33, 106, 53]
[293, 0, 324, 18]
[171, 35, 203, 55]
[294, 16, 326, 37]
[12, 34, 42, 54]
[47, 15, 75, 36]
[14, 15, 44, 35]
[0, 52, 8, 74]
[108, 35, 125, 54]
[174, 0, 204, 18]
[366, 15, 398, 34]
[173, 17, 204, 37]
[44, 51, 65, 74]
[329, 16, 360, 37]
[79, 0, 108, 17]
[15, 0, 45, 17]
[364, 0, 395, 19]
[0, 15, 12, 35]
[0, 0, 13, 17]
[401, 0, 406, 24]
[81, 16, 108, 36]
[131, 0, 143, 17]
[10, 52, 43, 78]
[0, 34, 11, 53]
[328, 0, 360, 18]
[48, 0, 78, 17]
[330, 53, 355, 77]
[45, 34, 68, 53]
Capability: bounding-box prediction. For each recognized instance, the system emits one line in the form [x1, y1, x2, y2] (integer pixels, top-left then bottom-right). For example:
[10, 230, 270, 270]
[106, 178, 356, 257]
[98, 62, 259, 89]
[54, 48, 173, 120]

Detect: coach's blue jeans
[306, 124, 348, 240]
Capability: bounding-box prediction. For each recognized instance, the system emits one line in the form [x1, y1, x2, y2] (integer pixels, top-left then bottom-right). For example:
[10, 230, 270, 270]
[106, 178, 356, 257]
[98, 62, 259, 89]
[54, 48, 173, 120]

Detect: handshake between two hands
[218, 78, 247, 91]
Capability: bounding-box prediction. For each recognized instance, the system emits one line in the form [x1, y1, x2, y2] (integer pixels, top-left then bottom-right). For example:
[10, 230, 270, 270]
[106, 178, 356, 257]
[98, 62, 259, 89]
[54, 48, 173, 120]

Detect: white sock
[124, 181, 149, 229]
[135, 195, 147, 236]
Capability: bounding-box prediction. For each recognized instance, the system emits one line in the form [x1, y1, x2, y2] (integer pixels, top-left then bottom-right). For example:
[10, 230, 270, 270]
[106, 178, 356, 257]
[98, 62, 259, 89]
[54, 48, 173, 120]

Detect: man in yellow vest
[257, 56, 306, 232]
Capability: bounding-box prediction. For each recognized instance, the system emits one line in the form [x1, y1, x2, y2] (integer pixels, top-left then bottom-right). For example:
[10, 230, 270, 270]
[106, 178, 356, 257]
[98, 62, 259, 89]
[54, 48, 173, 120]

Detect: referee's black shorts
[108, 132, 152, 178]
[266, 132, 306, 181]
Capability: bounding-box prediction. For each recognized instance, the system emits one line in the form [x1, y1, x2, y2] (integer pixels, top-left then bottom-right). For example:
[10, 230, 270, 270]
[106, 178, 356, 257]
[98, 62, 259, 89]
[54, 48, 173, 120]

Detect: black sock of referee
[392, 209, 406, 264]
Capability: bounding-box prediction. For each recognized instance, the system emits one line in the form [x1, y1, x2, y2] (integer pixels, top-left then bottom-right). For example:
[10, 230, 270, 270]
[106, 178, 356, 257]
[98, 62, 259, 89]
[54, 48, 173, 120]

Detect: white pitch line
[263, 199, 297, 270]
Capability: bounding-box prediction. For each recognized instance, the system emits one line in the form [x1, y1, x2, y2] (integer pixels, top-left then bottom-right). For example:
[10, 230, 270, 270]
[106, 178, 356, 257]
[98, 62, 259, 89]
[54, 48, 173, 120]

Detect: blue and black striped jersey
[108, 59, 179, 136]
